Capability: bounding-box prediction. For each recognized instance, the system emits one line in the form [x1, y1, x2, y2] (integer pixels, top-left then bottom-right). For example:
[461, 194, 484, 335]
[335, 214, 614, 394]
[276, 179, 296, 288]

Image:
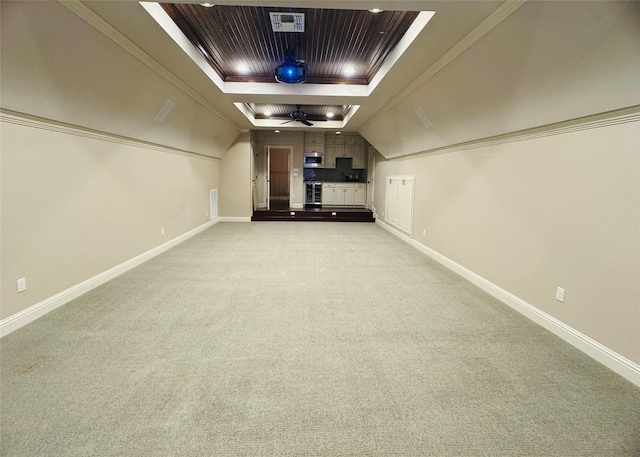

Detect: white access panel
[385, 176, 415, 236]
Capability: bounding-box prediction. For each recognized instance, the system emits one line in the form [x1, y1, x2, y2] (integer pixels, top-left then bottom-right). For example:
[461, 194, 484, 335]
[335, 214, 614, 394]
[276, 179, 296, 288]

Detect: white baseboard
[376, 219, 640, 387]
[218, 216, 251, 222]
[291, 204, 304, 209]
[0, 218, 220, 338]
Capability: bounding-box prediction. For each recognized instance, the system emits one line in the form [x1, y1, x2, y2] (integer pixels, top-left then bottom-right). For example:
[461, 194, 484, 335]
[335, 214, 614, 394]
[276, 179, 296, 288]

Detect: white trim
[387, 106, 640, 161]
[218, 217, 251, 222]
[291, 204, 304, 209]
[1, 109, 220, 160]
[376, 219, 640, 387]
[0, 219, 220, 338]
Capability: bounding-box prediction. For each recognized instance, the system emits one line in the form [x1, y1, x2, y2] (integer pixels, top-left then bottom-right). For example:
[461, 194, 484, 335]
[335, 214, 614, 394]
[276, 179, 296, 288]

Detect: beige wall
[1, 117, 219, 320]
[360, 1, 640, 159]
[0, 0, 241, 322]
[0, 1, 239, 158]
[374, 118, 640, 364]
[219, 133, 252, 218]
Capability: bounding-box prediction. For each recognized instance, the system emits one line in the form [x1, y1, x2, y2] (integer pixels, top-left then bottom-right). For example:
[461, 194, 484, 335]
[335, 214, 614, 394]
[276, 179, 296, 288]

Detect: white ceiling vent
[269, 12, 304, 32]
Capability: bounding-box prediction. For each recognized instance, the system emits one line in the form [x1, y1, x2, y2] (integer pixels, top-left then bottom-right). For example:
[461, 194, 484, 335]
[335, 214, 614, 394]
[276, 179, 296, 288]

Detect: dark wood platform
[251, 206, 375, 222]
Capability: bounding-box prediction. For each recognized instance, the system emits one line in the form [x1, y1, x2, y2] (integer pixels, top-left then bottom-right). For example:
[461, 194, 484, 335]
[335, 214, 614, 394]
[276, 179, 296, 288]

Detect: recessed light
[201, 3, 215, 7]
[326, 112, 335, 118]
[274, 130, 280, 133]
[344, 66, 357, 76]
[237, 63, 250, 73]
[264, 111, 272, 117]
[336, 131, 342, 135]
[369, 8, 383, 13]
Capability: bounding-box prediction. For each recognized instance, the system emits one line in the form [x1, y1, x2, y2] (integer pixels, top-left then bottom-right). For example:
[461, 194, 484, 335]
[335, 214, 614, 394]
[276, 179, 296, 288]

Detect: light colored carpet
[1, 222, 639, 456]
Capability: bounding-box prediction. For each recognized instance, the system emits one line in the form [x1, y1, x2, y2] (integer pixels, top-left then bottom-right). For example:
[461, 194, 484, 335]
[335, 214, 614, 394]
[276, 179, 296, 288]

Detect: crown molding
[387, 105, 640, 161]
[0, 109, 220, 161]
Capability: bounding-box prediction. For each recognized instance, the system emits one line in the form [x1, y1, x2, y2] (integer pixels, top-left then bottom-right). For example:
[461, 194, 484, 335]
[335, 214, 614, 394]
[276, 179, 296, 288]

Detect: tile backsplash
[303, 157, 366, 182]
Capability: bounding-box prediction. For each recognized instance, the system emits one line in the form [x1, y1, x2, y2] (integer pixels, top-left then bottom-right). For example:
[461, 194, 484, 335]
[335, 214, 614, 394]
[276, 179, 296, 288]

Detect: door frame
[265, 145, 293, 210]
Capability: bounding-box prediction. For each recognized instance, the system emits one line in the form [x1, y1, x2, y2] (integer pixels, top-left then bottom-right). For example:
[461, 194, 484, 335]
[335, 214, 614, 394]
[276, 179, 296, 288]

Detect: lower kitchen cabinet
[322, 183, 335, 205]
[322, 182, 366, 206]
[354, 183, 366, 205]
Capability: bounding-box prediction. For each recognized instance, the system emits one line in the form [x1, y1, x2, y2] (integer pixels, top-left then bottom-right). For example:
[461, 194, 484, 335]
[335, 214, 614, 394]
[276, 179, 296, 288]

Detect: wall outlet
[161, 227, 165, 235]
[17, 277, 27, 293]
[555, 287, 565, 302]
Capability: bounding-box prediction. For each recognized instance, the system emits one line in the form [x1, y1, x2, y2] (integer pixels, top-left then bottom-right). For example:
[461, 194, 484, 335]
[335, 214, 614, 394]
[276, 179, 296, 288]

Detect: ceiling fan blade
[280, 119, 294, 125]
[300, 119, 313, 127]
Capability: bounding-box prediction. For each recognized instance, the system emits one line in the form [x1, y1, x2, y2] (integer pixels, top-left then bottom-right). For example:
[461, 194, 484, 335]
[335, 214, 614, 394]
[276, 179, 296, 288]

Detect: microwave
[303, 152, 324, 168]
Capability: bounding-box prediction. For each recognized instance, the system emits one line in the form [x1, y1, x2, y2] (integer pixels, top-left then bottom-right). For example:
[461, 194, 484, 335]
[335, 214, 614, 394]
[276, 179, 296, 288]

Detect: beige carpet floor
[1, 222, 639, 456]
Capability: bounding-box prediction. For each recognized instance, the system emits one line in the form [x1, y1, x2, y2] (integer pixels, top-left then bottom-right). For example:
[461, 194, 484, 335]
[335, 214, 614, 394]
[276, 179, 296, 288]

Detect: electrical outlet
[17, 277, 27, 293]
[555, 287, 565, 302]
[161, 227, 165, 235]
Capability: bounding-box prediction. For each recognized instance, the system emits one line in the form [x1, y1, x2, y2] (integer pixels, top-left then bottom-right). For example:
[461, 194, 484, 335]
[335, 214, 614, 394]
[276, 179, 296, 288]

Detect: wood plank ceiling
[246, 104, 352, 121]
[160, 4, 419, 86]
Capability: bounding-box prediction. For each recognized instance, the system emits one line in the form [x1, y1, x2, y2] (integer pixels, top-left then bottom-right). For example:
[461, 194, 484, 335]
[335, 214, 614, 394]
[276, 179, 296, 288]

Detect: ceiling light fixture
[237, 63, 250, 73]
[274, 130, 280, 133]
[200, 3, 215, 7]
[326, 112, 335, 118]
[336, 131, 342, 135]
[344, 66, 357, 76]
[264, 111, 272, 117]
[369, 8, 383, 13]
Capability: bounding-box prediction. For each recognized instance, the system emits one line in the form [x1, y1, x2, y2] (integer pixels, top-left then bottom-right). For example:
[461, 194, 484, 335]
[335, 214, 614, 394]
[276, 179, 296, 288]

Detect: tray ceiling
[160, 4, 419, 86]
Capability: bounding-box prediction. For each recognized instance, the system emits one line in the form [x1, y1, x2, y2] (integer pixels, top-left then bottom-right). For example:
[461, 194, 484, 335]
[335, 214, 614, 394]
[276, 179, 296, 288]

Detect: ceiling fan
[281, 105, 326, 127]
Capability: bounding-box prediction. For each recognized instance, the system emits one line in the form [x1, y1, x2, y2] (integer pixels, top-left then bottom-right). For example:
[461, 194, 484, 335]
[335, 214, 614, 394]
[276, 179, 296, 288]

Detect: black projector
[275, 59, 307, 84]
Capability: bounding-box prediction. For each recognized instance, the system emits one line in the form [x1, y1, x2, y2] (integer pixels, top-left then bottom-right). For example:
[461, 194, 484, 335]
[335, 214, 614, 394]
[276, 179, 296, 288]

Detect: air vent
[269, 12, 304, 32]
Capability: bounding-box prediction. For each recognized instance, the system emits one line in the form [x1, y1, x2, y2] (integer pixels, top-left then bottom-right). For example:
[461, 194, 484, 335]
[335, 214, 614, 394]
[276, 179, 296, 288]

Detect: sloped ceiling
[5, 1, 638, 159]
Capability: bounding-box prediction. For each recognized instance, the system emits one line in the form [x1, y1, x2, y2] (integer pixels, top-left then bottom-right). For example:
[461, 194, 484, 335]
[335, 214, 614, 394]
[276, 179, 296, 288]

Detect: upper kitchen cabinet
[323, 133, 367, 169]
[352, 145, 366, 169]
[324, 144, 336, 168]
[305, 133, 324, 144]
[305, 133, 324, 153]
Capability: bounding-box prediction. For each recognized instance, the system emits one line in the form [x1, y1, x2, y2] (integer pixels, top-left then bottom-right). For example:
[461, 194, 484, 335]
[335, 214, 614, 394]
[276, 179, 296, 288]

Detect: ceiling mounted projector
[275, 59, 307, 84]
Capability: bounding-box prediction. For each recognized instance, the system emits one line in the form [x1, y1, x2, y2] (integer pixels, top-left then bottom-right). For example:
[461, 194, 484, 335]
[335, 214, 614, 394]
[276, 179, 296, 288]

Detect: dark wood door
[269, 148, 290, 209]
